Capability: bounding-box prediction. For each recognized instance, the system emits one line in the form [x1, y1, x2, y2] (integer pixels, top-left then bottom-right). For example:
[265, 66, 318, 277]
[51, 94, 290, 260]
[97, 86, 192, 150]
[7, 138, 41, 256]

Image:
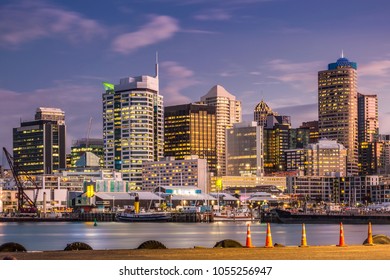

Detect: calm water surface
[1, 222, 389, 251]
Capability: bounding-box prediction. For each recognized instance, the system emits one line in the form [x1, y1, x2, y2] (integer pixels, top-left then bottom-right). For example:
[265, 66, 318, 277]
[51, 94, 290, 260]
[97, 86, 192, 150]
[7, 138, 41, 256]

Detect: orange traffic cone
[299, 223, 308, 247]
[245, 223, 255, 248]
[365, 222, 374, 246]
[337, 222, 347, 247]
[264, 223, 273, 248]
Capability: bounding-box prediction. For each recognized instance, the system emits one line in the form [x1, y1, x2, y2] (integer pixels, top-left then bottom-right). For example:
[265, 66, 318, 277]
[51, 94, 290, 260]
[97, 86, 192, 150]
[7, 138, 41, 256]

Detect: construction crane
[2, 147, 39, 215]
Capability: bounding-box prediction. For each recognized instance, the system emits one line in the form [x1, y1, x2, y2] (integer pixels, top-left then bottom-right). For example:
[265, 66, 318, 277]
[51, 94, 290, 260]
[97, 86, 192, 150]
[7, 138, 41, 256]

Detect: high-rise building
[263, 115, 291, 174]
[226, 121, 264, 177]
[164, 103, 217, 174]
[254, 99, 275, 127]
[13, 107, 66, 175]
[102, 65, 163, 188]
[199, 85, 241, 176]
[358, 93, 378, 143]
[318, 54, 358, 175]
[358, 93, 379, 175]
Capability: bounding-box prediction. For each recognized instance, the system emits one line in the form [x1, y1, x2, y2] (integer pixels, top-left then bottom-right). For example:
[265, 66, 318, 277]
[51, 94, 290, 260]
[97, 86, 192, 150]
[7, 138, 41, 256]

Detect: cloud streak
[112, 15, 180, 54]
[194, 9, 232, 21]
[0, 1, 106, 48]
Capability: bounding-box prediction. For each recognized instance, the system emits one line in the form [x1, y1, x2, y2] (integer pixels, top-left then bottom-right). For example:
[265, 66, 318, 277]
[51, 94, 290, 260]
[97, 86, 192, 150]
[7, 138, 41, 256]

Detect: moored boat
[116, 211, 171, 222]
[274, 208, 390, 224]
[213, 212, 257, 222]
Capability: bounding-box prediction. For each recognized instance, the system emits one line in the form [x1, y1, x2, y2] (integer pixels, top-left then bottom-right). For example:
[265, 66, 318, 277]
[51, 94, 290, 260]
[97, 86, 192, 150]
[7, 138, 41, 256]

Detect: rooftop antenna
[341, 50, 344, 58]
[86, 117, 92, 148]
[155, 51, 159, 78]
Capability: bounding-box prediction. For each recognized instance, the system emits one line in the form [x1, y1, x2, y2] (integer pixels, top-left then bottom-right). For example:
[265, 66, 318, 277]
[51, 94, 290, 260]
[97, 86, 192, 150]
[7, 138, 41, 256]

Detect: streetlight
[112, 195, 115, 212]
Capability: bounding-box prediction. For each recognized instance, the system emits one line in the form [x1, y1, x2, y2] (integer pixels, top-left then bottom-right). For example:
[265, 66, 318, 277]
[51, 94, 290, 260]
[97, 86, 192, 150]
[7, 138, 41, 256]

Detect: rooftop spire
[341, 49, 344, 58]
[155, 51, 159, 78]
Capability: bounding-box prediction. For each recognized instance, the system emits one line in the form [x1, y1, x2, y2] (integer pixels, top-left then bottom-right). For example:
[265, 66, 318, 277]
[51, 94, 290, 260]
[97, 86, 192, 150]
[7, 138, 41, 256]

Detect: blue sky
[1, 0, 390, 155]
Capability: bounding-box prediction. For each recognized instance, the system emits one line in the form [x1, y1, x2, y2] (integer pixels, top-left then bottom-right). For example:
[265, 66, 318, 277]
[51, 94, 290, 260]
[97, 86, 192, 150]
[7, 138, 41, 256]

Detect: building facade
[164, 103, 217, 174]
[102, 67, 164, 188]
[226, 121, 264, 177]
[299, 121, 319, 144]
[199, 85, 241, 176]
[13, 107, 66, 175]
[318, 55, 358, 175]
[305, 139, 347, 177]
[70, 138, 104, 167]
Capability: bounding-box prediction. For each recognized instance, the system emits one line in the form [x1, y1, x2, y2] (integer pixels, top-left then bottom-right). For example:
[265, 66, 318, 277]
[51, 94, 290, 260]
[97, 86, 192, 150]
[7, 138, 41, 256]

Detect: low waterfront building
[286, 175, 380, 204]
[210, 175, 287, 193]
[73, 191, 163, 212]
[142, 156, 210, 193]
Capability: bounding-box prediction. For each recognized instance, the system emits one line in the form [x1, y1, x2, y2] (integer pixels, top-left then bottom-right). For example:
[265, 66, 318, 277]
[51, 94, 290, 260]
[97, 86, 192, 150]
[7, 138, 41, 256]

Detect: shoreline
[2, 245, 390, 260]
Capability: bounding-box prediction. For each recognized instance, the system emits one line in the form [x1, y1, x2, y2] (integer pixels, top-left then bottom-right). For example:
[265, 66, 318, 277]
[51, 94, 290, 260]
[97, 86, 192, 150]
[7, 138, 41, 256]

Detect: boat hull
[275, 209, 390, 224]
[116, 213, 171, 222]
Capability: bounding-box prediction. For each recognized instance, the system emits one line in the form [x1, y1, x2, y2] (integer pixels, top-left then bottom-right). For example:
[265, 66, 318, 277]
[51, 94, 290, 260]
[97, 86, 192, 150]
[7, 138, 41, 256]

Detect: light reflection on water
[1, 222, 390, 251]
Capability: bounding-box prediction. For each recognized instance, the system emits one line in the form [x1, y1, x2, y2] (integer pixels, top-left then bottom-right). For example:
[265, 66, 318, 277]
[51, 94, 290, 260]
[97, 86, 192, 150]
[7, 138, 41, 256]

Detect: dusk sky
[1, 0, 390, 156]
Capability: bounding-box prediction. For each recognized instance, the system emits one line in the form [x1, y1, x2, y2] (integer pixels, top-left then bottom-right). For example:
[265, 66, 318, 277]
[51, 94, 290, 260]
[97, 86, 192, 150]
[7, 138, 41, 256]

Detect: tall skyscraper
[318, 54, 358, 175]
[358, 93, 379, 175]
[254, 99, 274, 127]
[102, 64, 163, 188]
[263, 115, 291, 174]
[358, 93, 379, 143]
[199, 85, 241, 176]
[164, 103, 217, 174]
[13, 107, 66, 175]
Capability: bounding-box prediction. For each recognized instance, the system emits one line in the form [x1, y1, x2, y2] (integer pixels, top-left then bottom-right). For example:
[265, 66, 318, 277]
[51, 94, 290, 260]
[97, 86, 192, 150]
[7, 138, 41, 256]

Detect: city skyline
[1, 0, 390, 155]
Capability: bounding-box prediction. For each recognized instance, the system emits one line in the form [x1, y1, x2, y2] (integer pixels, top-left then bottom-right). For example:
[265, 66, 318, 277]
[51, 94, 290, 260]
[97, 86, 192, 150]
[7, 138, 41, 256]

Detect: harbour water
[1, 221, 389, 251]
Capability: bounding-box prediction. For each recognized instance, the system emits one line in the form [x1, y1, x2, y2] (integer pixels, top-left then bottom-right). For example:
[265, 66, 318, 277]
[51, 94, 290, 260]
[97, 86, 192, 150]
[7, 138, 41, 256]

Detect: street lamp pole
[112, 195, 115, 212]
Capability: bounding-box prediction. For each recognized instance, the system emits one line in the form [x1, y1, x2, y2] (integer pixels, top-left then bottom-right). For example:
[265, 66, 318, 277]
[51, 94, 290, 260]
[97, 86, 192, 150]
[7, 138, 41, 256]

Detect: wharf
[0, 212, 214, 223]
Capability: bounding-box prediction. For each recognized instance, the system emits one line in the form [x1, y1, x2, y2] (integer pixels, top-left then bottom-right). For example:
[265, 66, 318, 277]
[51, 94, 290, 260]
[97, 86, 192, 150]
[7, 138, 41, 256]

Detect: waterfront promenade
[2, 245, 390, 260]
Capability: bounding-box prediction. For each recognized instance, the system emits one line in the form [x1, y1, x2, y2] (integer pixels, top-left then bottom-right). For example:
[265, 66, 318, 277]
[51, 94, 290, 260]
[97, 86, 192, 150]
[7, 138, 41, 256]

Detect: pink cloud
[359, 60, 390, 77]
[112, 15, 179, 54]
[266, 59, 322, 92]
